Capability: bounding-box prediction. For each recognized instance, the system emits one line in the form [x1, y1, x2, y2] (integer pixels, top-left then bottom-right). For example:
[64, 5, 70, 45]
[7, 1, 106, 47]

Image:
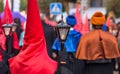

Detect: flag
[74, 3, 83, 33]
[2, 0, 13, 24]
[9, 0, 58, 74]
[81, 14, 90, 34]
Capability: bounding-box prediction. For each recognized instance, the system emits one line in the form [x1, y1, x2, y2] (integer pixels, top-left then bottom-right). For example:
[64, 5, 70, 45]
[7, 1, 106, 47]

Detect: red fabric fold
[12, 32, 20, 50]
[0, 17, 6, 61]
[9, 0, 57, 74]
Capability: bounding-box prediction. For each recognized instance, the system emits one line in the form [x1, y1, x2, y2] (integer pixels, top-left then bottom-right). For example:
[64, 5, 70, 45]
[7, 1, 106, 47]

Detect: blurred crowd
[1, 0, 120, 74]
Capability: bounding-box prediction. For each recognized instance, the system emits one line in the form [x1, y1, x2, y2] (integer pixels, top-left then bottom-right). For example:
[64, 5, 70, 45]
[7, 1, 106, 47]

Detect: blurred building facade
[3, 0, 20, 12]
[80, 0, 106, 9]
[78, 0, 107, 19]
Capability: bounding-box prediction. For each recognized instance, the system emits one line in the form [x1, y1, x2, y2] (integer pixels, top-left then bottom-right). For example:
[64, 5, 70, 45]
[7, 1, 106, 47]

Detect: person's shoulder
[101, 30, 115, 38]
[81, 31, 94, 37]
[80, 31, 94, 41]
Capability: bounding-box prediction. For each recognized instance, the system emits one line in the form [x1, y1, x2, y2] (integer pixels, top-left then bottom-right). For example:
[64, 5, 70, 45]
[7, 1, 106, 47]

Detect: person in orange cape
[9, 0, 57, 74]
[76, 12, 120, 74]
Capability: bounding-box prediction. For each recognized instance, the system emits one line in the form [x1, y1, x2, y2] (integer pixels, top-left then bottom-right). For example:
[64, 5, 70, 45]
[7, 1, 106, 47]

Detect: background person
[76, 12, 120, 74]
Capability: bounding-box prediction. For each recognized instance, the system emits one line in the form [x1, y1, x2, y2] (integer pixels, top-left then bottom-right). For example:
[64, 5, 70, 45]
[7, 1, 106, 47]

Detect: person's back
[76, 30, 119, 60]
[42, 20, 56, 58]
[76, 12, 120, 74]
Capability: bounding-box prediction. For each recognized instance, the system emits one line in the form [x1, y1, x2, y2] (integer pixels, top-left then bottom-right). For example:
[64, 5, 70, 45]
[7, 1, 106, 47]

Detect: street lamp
[55, 21, 70, 64]
[55, 22, 70, 43]
[2, 24, 12, 36]
[2, 24, 12, 58]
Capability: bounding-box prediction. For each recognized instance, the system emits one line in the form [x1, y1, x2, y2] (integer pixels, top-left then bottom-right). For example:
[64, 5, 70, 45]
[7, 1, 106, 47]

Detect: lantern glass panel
[3, 27, 11, 36]
[58, 27, 69, 41]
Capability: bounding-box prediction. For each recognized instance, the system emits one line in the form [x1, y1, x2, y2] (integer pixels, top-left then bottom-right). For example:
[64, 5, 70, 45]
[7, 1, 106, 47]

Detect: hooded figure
[0, 17, 10, 74]
[52, 16, 82, 52]
[76, 12, 120, 74]
[52, 15, 82, 74]
[9, 0, 57, 74]
[1, 0, 20, 58]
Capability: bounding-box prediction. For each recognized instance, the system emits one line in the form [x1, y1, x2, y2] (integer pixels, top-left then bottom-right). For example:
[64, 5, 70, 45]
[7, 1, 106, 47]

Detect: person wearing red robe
[1, 0, 20, 58]
[9, 0, 57, 74]
[0, 17, 10, 74]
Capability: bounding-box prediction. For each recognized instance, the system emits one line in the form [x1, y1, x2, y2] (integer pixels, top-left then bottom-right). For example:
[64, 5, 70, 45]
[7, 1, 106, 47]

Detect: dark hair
[117, 22, 120, 30]
[92, 25, 103, 29]
[110, 17, 115, 23]
[14, 18, 21, 26]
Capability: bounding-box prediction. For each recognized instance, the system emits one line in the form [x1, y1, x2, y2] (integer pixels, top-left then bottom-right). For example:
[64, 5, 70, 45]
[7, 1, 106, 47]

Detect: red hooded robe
[9, 0, 57, 74]
[2, 0, 19, 50]
[0, 17, 6, 61]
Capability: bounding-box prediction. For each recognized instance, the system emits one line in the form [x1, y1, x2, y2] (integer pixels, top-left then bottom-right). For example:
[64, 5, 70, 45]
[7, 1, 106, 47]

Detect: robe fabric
[52, 30, 81, 52]
[9, 0, 57, 74]
[12, 32, 20, 50]
[0, 17, 6, 61]
[76, 30, 120, 60]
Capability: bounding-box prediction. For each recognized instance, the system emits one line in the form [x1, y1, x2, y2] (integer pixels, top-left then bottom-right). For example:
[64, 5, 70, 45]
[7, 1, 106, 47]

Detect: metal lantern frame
[55, 22, 70, 42]
[2, 24, 12, 36]
[54, 21, 71, 64]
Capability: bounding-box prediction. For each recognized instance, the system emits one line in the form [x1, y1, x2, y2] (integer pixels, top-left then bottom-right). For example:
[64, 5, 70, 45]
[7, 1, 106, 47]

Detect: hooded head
[66, 15, 76, 27]
[91, 12, 105, 26]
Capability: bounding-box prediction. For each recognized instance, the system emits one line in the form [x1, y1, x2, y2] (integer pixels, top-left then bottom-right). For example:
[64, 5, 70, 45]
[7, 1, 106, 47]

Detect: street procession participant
[115, 22, 120, 73]
[0, 16, 10, 74]
[52, 15, 82, 63]
[76, 12, 120, 74]
[8, 0, 57, 74]
[52, 15, 84, 74]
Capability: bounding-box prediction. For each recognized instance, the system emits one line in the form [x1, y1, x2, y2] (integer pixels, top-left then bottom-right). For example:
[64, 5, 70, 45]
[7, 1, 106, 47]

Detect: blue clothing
[52, 30, 82, 52]
[19, 31, 24, 46]
[102, 23, 107, 31]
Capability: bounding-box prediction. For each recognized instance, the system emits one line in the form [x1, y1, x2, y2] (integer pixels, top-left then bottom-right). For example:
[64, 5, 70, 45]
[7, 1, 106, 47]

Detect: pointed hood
[81, 14, 90, 34]
[24, 0, 44, 44]
[106, 16, 110, 27]
[2, 0, 13, 24]
[74, 3, 83, 33]
[9, 0, 57, 74]
[2, 0, 19, 50]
